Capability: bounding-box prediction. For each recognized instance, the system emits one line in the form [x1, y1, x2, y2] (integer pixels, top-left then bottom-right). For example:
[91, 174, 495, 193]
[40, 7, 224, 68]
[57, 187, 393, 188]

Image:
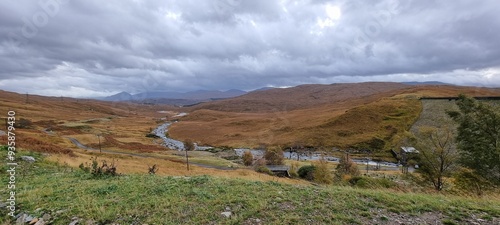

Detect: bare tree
[183, 139, 195, 171]
[414, 126, 459, 191]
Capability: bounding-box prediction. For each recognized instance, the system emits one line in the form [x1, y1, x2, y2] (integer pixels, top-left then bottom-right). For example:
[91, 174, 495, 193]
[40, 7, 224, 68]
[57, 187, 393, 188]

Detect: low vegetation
[263, 146, 284, 165]
[242, 151, 253, 166]
[78, 156, 119, 177]
[1, 151, 498, 224]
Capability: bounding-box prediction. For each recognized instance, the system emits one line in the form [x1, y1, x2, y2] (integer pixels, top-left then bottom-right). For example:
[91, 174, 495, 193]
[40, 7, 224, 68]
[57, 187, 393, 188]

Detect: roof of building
[401, 146, 419, 154]
[265, 165, 290, 171]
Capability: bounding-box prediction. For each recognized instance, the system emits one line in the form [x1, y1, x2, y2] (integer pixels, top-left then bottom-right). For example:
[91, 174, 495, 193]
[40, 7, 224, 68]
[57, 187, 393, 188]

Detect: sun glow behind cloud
[318, 5, 341, 28]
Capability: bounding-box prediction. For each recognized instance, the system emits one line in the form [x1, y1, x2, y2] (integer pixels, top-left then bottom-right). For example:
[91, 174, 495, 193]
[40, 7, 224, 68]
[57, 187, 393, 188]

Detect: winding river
[152, 122, 185, 150]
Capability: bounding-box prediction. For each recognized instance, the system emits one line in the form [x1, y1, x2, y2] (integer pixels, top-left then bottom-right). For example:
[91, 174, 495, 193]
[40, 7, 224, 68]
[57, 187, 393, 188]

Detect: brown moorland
[1, 83, 500, 177]
[170, 83, 500, 151]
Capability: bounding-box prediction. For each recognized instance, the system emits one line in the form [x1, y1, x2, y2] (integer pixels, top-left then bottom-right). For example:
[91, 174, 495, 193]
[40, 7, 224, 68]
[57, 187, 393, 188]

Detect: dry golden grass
[170, 97, 421, 149]
[47, 151, 309, 185]
[2, 84, 500, 183]
[171, 84, 500, 150]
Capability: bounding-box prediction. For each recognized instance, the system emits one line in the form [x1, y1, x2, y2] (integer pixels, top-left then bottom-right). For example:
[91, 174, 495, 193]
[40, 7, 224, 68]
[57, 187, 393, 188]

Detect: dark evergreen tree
[447, 95, 500, 184]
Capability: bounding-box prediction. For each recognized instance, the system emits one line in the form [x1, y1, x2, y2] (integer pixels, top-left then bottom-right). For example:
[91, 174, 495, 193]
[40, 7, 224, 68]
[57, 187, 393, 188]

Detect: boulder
[21, 156, 36, 163]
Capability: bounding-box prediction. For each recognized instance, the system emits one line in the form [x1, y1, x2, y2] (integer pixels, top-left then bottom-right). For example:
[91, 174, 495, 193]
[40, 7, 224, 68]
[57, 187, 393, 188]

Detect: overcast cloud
[1, 0, 499, 97]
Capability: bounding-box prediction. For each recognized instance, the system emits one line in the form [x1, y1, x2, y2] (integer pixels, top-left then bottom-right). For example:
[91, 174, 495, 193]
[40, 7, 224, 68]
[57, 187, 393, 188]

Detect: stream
[152, 122, 185, 150]
[153, 122, 401, 169]
[234, 149, 400, 168]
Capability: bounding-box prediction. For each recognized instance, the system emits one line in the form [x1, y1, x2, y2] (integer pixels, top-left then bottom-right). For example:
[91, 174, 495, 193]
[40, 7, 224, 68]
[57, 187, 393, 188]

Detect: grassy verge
[1, 152, 499, 224]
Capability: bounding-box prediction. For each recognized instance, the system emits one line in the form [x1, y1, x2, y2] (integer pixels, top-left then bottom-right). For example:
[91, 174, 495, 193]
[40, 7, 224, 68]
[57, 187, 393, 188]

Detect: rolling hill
[169, 83, 500, 152]
[2, 82, 499, 155]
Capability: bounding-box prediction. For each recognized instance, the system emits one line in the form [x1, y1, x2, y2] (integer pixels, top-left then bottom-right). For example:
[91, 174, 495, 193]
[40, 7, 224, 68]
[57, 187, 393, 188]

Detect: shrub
[264, 146, 284, 165]
[255, 166, 273, 175]
[14, 118, 33, 129]
[145, 133, 159, 138]
[289, 162, 300, 178]
[79, 157, 118, 177]
[298, 165, 316, 181]
[148, 164, 159, 174]
[242, 151, 254, 166]
[313, 159, 333, 184]
[348, 176, 396, 189]
[452, 168, 494, 196]
[335, 154, 359, 179]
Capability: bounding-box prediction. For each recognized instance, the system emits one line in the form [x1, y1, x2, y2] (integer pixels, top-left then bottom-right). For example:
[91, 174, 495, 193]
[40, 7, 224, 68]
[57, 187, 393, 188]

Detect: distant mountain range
[402, 81, 452, 86]
[100, 89, 256, 105]
[100, 82, 453, 105]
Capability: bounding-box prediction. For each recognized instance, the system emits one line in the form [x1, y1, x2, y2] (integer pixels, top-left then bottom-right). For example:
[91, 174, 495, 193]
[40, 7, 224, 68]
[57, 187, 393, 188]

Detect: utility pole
[97, 134, 102, 153]
[185, 150, 190, 171]
[366, 157, 370, 174]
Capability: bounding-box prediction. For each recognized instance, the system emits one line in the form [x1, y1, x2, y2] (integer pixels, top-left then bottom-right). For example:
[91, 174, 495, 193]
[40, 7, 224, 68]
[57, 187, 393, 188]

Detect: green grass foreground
[1, 153, 499, 224]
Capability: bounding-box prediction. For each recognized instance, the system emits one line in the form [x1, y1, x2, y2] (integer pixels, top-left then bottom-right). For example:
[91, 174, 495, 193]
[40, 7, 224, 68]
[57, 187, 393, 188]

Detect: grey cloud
[0, 0, 499, 97]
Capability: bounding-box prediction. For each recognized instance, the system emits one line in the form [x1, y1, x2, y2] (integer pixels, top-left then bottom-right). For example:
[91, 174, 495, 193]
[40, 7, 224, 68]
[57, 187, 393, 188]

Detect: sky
[1, 0, 500, 97]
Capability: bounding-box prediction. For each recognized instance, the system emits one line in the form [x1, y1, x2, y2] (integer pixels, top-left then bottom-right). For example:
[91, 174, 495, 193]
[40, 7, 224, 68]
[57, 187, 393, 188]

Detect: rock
[225, 206, 231, 211]
[29, 218, 38, 225]
[21, 156, 36, 163]
[42, 213, 51, 222]
[221, 212, 232, 218]
[69, 217, 80, 225]
[16, 213, 34, 225]
[34, 219, 46, 225]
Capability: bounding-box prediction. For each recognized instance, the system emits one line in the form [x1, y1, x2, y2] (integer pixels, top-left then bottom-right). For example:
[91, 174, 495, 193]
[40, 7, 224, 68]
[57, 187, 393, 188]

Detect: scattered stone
[85, 219, 96, 225]
[243, 218, 262, 225]
[34, 218, 46, 225]
[16, 213, 35, 225]
[29, 218, 38, 225]
[42, 213, 51, 222]
[221, 212, 232, 218]
[69, 217, 80, 225]
[55, 209, 66, 215]
[21, 156, 36, 163]
[225, 206, 231, 211]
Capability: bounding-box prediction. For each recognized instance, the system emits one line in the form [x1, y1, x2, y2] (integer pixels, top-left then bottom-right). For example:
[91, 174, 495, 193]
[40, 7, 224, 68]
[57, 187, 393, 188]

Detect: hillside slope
[1, 153, 498, 224]
[191, 82, 410, 112]
[171, 83, 500, 150]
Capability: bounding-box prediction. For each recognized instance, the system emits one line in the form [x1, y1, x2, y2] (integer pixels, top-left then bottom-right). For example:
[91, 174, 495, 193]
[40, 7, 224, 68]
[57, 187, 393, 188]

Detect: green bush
[452, 168, 494, 196]
[348, 176, 396, 189]
[298, 165, 316, 181]
[289, 162, 300, 178]
[313, 160, 333, 184]
[255, 166, 273, 175]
